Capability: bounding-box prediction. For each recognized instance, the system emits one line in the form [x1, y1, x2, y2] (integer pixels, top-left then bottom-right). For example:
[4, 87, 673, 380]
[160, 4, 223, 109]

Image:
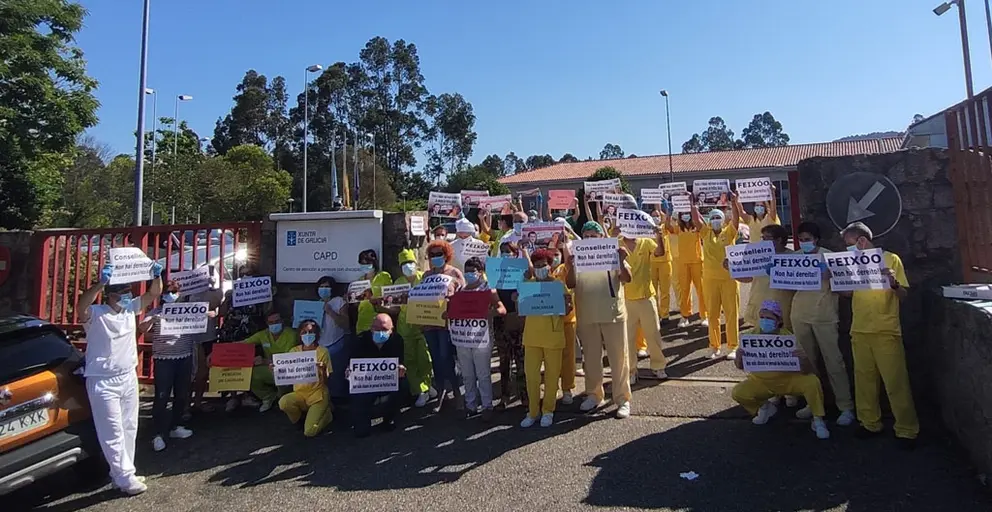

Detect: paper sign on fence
[769, 254, 824, 291]
[208, 367, 252, 392]
[486, 257, 529, 289]
[584, 178, 621, 201]
[692, 179, 731, 207]
[739, 334, 801, 372]
[210, 343, 255, 368]
[232, 276, 272, 307]
[725, 242, 776, 279]
[428, 191, 463, 218]
[548, 190, 576, 210]
[447, 290, 491, 319]
[735, 177, 773, 203]
[108, 247, 155, 285]
[517, 281, 566, 316]
[293, 300, 325, 328]
[348, 357, 400, 394]
[571, 238, 620, 273]
[347, 280, 372, 303]
[671, 194, 691, 213]
[272, 350, 319, 387]
[450, 318, 491, 348]
[380, 283, 411, 306]
[617, 208, 657, 239]
[159, 301, 209, 336]
[410, 216, 426, 236]
[172, 266, 211, 296]
[825, 248, 889, 292]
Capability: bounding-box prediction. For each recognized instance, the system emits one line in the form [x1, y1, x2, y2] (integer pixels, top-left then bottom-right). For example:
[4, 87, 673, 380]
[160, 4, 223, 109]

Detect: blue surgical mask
[268, 323, 283, 335]
[680, 214, 691, 222]
[162, 292, 178, 303]
[116, 293, 133, 310]
[372, 330, 390, 344]
[402, 262, 417, 277]
[846, 244, 859, 252]
[301, 333, 317, 345]
[758, 318, 778, 334]
[465, 272, 480, 285]
[360, 263, 375, 274]
[754, 205, 766, 216]
[711, 219, 723, 230]
[799, 241, 817, 254]
[430, 256, 445, 269]
[317, 287, 332, 299]
[534, 266, 550, 280]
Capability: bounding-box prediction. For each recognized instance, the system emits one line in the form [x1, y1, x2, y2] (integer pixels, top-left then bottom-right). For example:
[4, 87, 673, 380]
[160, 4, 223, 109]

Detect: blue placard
[487, 257, 529, 290]
[517, 281, 566, 316]
[293, 300, 324, 328]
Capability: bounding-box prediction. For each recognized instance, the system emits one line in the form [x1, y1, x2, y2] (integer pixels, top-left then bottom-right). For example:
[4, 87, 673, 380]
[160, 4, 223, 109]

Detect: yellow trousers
[650, 260, 673, 318]
[278, 389, 333, 437]
[525, 346, 563, 417]
[560, 322, 576, 393]
[626, 297, 668, 372]
[851, 333, 919, 439]
[677, 262, 706, 319]
[792, 320, 853, 411]
[702, 278, 739, 350]
[732, 373, 826, 417]
[577, 321, 631, 403]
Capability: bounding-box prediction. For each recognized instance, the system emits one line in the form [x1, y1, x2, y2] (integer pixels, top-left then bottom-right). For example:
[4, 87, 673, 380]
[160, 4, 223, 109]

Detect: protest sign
[584, 178, 621, 201]
[692, 179, 731, 207]
[450, 318, 491, 348]
[825, 248, 889, 292]
[486, 257, 529, 289]
[292, 300, 324, 328]
[518, 222, 566, 251]
[571, 238, 620, 273]
[735, 177, 773, 203]
[272, 350, 319, 387]
[232, 276, 272, 307]
[348, 357, 400, 394]
[407, 299, 446, 327]
[380, 283, 411, 306]
[671, 194, 691, 213]
[208, 367, 252, 392]
[617, 208, 658, 239]
[659, 182, 688, 201]
[454, 237, 490, 266]
[159, 301, 209, 335]
[640, 189, 667, 205]
[460, 190, 489, 206]
[739, 334, 801, 372]
[725, 241, 776, 279]
[548, 190, 576, 210]
[428, 191, 463, 219]
[517, 281, 566, 316]
[108, 247, 155, 285]
[447, 290, 491, 319]
[410, 216, 427, 236]
[408, 274, 453, 300]
[347, 280, 372, 303]
[172, 266, 211, 296]
[477, 195, 513, 215]
[769, 253, 824, 291]
[210, 343, 255, 368]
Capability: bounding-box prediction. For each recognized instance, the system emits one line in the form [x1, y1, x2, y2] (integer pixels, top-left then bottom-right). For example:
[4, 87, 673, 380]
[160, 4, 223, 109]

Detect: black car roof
[0, 315, 51, 337]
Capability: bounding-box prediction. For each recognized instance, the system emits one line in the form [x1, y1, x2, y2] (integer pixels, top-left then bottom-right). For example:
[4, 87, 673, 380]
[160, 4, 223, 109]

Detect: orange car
[0, 316, 103, 495]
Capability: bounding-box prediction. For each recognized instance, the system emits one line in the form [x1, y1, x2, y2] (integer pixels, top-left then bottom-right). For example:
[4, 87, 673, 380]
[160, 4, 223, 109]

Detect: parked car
[156, 241, 250, 295]
[0, 316, 103, 496]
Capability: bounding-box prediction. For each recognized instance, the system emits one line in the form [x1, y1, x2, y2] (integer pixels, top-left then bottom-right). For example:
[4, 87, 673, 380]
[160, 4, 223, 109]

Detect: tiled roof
[498, 138, 903, 185]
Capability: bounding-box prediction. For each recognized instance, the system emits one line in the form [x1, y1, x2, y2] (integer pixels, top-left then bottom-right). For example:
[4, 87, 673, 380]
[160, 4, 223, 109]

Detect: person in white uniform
[77, 261, 163, 496]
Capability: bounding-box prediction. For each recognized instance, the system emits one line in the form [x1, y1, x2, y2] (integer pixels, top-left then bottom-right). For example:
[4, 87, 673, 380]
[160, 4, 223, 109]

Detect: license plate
[0, 409, 50, 438]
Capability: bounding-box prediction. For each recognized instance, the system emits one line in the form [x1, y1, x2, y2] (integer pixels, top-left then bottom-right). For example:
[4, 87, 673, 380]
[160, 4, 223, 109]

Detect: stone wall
[0, 231, 36, 317]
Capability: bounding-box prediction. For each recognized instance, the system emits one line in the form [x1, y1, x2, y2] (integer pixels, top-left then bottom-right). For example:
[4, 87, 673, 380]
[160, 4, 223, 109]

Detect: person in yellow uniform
[391, 249, 435, 408]
[519, 248, 572, 428]
[739, 183, 778, 238]
[841, 222, 918, 449]
[356, 249, 393, 334]
[649, 206, 675, 326]
[243, 311, 299, 412]
[690, 194, 741, 359]
[734, 210, 795, 331]
[731, 300, 831, 440]
[667, 207, 707, 329]
[277, 320, 332, 437]
[620, 227, 670, 385]
[550, 245, 578, 405]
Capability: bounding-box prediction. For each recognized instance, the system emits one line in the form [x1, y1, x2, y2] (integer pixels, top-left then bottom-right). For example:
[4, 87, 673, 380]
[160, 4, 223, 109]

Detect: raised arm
[139, 262, 164, 311]
[570, 197, 581, 224]
[769, 184, 778, 222]
[737, 193, 753, 224]
[730, 192, 741, 228]
[76, 264, 113, 324]
[583, 193, 594, 224]
[690, 193, 704, 230]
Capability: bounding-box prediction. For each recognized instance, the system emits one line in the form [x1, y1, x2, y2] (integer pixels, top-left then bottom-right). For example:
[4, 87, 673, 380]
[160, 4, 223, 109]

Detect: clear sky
[77, 0, 992, 163]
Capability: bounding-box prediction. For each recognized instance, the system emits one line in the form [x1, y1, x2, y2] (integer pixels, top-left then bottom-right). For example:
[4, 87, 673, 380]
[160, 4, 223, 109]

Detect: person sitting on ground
[731, 300, 831, 440]
[348, 314, 407, 437]
[277, 320, 332, 437]
[242, 311, 299, 412]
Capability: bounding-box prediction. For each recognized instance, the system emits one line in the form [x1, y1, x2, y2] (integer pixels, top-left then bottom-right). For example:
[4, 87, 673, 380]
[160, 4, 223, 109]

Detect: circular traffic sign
[825, 172, 902, 237]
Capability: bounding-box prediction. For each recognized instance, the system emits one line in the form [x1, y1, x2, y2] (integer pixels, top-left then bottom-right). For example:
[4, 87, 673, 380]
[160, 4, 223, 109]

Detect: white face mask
[401, 262, 417, 277]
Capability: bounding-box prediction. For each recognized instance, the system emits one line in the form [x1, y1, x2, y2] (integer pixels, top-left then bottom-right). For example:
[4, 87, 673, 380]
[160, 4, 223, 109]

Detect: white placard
[272, 350, 319, 386]
[739, 334, 801, 372]
[348, 357, 400, 394]
[172, 267, 211, 296]
[671, 194, 691, 213]
[453, 237, 490, 267]
[450, 318, 491, 348]
[692, 179, 731, 206]
[276, 215, 383, 283]
[347, 280, 372, 303]
[725, 242, 776, 279]
[571, 238, 620, 273]
[769, 253, 824, 291]
[735, 177, 774, 203]
[617, 208, 657, 239]
[584, 178, 621, 201]
[410, 216, 426, 236]
[640, 189, 667, 204]
[232, 276, 272, 307]
[159, 301, 209, 336]
[108, 247, 155, 285]
[380, 283, 411, 306]
[659, 181, 688, 198]
[408, 274, 454, 300]
[428, 191, 463, 218]
[825, 248, 889, 292]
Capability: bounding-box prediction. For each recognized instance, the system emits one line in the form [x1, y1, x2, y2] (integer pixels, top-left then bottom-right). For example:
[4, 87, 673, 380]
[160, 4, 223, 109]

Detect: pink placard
[548, 190, 575, 210]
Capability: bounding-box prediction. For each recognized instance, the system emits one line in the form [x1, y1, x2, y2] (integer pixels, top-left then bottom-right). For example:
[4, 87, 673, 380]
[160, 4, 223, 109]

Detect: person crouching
[348, 314, 407, 437]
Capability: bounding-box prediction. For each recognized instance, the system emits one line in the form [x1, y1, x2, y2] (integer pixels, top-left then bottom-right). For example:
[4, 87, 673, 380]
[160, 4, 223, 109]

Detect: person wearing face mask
[242, 311, 299, 412]
[315, 276, 351, 400]
[76, 259, 164, 496]
[432, 225, 449, 242]
[456, 257, 507, 420]
[550, 245, 578, 404]
[691, 194, 741, 359]
[731, 300, 831, 440]
[356, 249, 393, 334]
[666, 197, 707, 329]
[276, 320, 332, 437]
[493, 240, 528, 408]
[649, 205, 675, 327]
[789, 222, 855, 426]
[216, 264, 272, 412]
[451, 217, 480, 272]
[349, 314, 407, 437]
[735, 217, 796, 332]
[189, 266, 224, 417]
[390, 249, 436, 407]
[421, 240, 466, 413]
[740, 184, 778, 240]
[840, 222, 917, 449]
[620, 225, 670, 385]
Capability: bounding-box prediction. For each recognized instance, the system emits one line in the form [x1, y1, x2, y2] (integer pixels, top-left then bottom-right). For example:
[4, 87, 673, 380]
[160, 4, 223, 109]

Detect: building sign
[275, 213, 383, 284]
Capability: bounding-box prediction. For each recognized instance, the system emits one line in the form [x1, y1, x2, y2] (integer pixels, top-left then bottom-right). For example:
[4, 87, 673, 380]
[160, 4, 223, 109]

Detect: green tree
[588, 166, 631, 193]
[525, 154, 555, 170]
[479, 154, 506, 177]
[0, 0, 99, 229]
[423, 92, 478, 185]
[559, 153, 579, 163]
[682, 134, 704, 153]
[599, 143, 624, 160]
[504, 152, 526, 174]
[444, 165, 511, 196]
[682, 116, 736, 153]
[211, 70, 290, 155]
[737, 111, 790, 149]
[197, 145, 293, 221]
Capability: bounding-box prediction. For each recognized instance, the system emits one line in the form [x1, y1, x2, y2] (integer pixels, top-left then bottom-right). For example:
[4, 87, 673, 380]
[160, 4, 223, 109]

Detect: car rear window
[0, 328, 81, 386]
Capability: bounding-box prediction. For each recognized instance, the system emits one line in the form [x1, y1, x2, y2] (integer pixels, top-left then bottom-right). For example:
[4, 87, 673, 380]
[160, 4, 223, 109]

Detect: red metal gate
[31, 223, 263, 382]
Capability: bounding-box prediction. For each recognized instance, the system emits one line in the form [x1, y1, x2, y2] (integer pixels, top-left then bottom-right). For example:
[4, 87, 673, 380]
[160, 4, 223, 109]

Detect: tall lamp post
[935, 1, 975, 99]
[173, 94, 193, 154]
[366, 132, 376, 208]
[132, 0, 151, 227]
[659, 90, 674, 182]
[145, 87, 157, 224]
[303, 64, 323, 213]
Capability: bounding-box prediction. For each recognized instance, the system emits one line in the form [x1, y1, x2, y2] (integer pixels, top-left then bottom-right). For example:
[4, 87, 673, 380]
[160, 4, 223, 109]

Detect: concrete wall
[0, 231, 35, 317]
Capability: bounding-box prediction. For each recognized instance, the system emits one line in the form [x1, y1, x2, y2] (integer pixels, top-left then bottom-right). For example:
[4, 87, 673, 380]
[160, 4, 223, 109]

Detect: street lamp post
[659, 90, 674, 182]
[132, 0, 151, 227]
[303, 64, 323, 213]
[935, 0, 975, 99]
[366, 132, 376, 209]
[145, 87, 157, 225]
[401, 191, 407, 212]
[173, 94, 193, 154]
[287, 198, 295, 213]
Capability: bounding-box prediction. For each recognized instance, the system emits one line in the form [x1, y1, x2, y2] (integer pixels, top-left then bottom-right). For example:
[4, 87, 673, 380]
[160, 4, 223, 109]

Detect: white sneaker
[725, 349, 737, 360]
[122, 480, 148, 496]
[629, 374, 638, 386]
[836, 409, 856, 426]
[169, 426, 193, 439]
[616, 401, 631, 419]
[152, 435, 166, 452]
[259, 399, 275, 413]
[653, 369, 669, 380]
[241, 395, 261, 407]
[677, 318, 690, 328]
[414, 392, 429, 408]
[812, 417, 831, 439]
[795, 406, 813, 420]
[709, 349, 722, 359]
[785, 395, 799, 408]
[700, 318, 710, 328]
[720, 313, 726, 325]
[580, 396, 606, 412]
[752, 402, 778, 425]
[540, 413, 554, 427]
[520, 415, 537, 428]
[767, 396, 781, 405]
[225, 397, 240, 413]
[636, 349, 649, 358]
[561, 391, 574, 405]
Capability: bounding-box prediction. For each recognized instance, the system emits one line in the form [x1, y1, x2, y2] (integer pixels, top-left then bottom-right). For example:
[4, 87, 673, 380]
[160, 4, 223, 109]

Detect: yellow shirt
[521, 278, 567, 349]
[747, 212, 779, 242]
[669, 226, 703, 264]
[356, 271, 393, 333]
[650, 231, 673, 263]
[574, 268, 627, 325]
[622, 237, 657, 301]
[851, 251, 908, 335]
[701, 223, 739, 280]
[551, 264, 576, 324]
[790, 247, 838, 324]
[287, 344, 331, 400]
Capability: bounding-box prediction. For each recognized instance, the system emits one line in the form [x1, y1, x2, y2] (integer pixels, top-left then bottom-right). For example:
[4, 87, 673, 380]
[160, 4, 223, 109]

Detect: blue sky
[78, 0, 992, 163]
